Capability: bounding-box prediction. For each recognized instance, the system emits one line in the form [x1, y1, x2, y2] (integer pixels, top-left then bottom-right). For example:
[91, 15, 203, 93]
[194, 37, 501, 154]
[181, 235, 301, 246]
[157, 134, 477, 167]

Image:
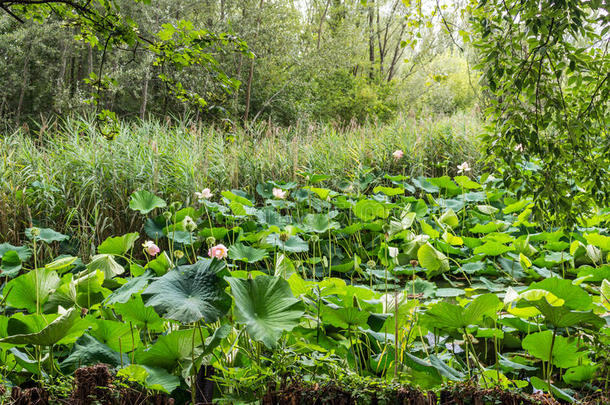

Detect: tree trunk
[368, 1, 375, 81]
[243, 0, 264, 123]
[16, 46, 31, 124]
[140, 68, 150, 120]
[316, 0, 331, 50]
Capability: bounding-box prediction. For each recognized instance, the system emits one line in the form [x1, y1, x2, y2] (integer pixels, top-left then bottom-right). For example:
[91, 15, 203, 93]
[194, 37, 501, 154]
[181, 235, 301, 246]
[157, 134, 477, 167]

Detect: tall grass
[0, 112, 481, 255]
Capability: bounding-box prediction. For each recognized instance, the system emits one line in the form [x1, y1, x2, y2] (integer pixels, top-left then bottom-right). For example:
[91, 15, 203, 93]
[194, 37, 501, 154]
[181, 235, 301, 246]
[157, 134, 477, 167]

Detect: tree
[470, 0, 610, 226]
[0, 0, 249, 119]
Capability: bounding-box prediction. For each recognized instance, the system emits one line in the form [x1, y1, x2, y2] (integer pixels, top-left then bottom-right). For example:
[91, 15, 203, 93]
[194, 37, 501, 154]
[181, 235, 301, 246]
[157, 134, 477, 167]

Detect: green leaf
[104, 273, 152, 305]
[136, 329, 204, 371]
[522, 331, 582, 369]
[87, 254, 125, 278]
[0, 243, 31, 262]
[129, 190, 167, 214]
[228, 243, 268, 263]
[117, 364, 180, 394]
[266, 234, 309, 253]
[373, 186, 404, 196]
[26, 228, 69, 243]
[302, 213, 339, 233]
[1, 251, 22, 277]
[473, 241, 514, 256]
[417, 243, 449, 276]
[143, 259, 231, 324]
[91, 319, 141, 352]
[321, 305, 369, 329]
[421, 294, 500, 330]
[0, 308, 80, 346]
[353, 199, 388, 221]
[439, 209, 459, 228]
[527, 278, 591, 310]
[114, 294, 165, 332]
[61, 334, 128, 373]
[225, 275, 304, 348]
[98, 233, 140, 255]
[5, 269, 61, 313]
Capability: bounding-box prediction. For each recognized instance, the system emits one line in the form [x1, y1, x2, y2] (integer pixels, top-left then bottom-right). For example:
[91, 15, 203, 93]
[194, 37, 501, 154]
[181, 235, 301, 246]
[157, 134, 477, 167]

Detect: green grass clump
[0, 112, 481, 254]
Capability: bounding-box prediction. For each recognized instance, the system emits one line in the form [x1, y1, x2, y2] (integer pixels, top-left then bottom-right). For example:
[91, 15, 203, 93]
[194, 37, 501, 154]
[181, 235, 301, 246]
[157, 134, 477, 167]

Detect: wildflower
[388, 246, 399, 258]
[195, 188, 213, 200]
[514, 143, 524, 152]
[457, 161, 471, 174]
[184, 216, 197, 232]
[142, 240, 160, 256]
[208, 244, 228, 259]
[272, 187, 287, 199]
[393, 149, 404, 159]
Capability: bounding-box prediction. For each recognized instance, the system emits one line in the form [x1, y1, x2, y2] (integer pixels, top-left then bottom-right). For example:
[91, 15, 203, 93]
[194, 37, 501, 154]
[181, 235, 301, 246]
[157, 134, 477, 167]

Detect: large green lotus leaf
[44, 256, 78, 272]
[117, 364, 180, 394]
[522, 331, 582, 369]
[527, 277, 591, 310]
[25, 227, 69, 243]
[104, 272, 153, 305]
[0, 243, 32, 262]
[530, 376, 575, 402]
[98, 233, 140, 255]
[44, 270, 106, 312]
[129, 190, 167, 214]
[5, 268, 61, 312]
[61, 334, 128, 373]
[439, 209, 459, 228]
[143, 259, 231, 324]
[136, 329, 205, 371]
[302, 213, 339, 233]
[1, 250, 22, 277]
[473, 241, 514, 256]
[532, 300, 604, 329]
[584, 232, 610, 250]
[417, 243, 449, 277]
[321, 305, 369, 329]
[146, 252, 173, 276]
[91, 319, 141, 352]
[225, 275, 304, 348]
[421, 294, 500, 330]
[114, 294, 165, 332]
[228, 243, 268, 263]
[373, 185, 405, 197]
[266, 234, 309, 253]
[353, 199, 388, 221]
[87, 254, 125, 278]
[563, 364, 598, 385]
[0, 308, 81, 346]
[255, 207, 288, 227]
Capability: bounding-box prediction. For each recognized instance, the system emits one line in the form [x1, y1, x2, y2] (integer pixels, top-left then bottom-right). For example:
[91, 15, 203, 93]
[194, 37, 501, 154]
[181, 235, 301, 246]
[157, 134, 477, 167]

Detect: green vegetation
[1, 172, 610, 403]
[1, 0, 610, 403]
[0, 112, 480, 256]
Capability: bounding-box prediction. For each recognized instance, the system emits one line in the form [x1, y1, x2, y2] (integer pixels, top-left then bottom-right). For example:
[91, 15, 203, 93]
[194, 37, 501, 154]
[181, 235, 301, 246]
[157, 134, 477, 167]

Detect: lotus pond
[1, 173, 610, 404]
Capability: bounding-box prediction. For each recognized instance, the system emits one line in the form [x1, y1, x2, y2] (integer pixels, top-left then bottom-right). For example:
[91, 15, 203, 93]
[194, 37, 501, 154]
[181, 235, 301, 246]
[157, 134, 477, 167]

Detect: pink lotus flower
[142, 240, 160, 257]
[393, 149, 404, 159]
[195, 188, 213, 200]
[272, 187, 287, 199]
[208, 244, 228, 259]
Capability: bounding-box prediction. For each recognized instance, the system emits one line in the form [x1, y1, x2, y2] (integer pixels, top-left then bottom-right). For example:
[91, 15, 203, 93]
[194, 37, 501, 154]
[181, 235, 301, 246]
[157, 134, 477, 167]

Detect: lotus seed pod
[174, 250, 185, 259]
[30, 227, 40, 237]
[366, 260, 376, 268]
[162, 211, 172, 221]
[279, 232, 290, 242]
[310, 234, 320, 243]
[205, 236, 216, 247]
